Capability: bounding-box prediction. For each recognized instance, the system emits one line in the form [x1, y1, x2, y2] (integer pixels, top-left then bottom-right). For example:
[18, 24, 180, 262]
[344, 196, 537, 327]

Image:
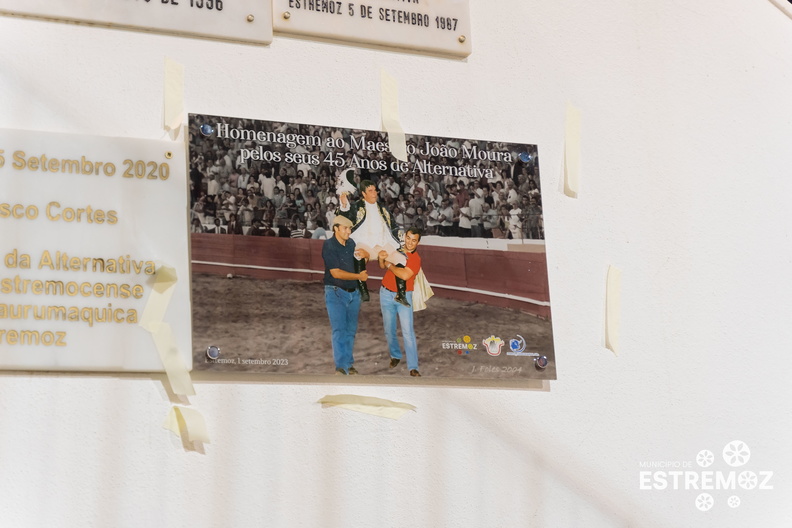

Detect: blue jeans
[379, 286, 418, 371]
[324, 285, 361, 370]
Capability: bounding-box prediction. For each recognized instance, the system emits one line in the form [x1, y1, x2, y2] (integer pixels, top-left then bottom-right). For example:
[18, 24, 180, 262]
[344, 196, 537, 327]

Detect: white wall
[1, 1, 791, 526]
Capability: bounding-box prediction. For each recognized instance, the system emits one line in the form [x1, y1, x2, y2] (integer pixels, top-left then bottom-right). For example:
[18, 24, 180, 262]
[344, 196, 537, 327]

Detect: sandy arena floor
[191, 273, 555, 380]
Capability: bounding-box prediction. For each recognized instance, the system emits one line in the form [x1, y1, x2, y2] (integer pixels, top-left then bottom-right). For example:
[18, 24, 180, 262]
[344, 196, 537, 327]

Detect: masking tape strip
[148, 322, 195, 396]
[164, 57, 185, 140]
[140, 265, 177, 326]
[140, 266, 195, 396]
[163, 405, 210, 443]
[564, 103, 581, 198]
[380, 69, 408, 162]
[605, 265, 621, 356]
[318, 394, 416, 420]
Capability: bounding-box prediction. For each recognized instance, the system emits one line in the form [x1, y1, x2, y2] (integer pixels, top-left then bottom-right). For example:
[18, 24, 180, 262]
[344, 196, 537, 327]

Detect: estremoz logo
[638, 441, 773, 512]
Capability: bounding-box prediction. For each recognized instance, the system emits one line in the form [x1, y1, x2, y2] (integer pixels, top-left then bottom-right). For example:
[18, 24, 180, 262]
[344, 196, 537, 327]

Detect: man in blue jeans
[322, 215, 369, 375]
[377, 228, 423, 377]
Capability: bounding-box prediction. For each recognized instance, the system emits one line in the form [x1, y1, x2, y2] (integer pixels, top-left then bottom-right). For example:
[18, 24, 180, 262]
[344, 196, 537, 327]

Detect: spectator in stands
[192, 193, 207, 224]
[385, 175, 400, 199]
[304, 203, 320, 231]
[317, 183, 332, 209]
[458, 202, 472, 237]
[404, 206, 417, 230]
[508, 204, 523, 240]
[226, 213, 243, 235]
[451, 203, 461, 236]
[276, 220, 291, 238]
[271, 187, 284, 209]
[244, 189, 259, 209]
[208, 218, 226, 234]
[207, 174, 220, 200]
[526, 179, 540, 199]
[246, 176, 260, 195]
[312, 219, 328, 239]
[506, 180, 520, 206]
[207, 160, 221, 183]
[393, 205, 407, 230]
[218, 158, 232, 185]
[263, 222, 277, 237]
[275, 172, 288, 193]
[325, 202, 338, 231]
[221, 191, 237, 216]
[425, 203, 440, 236]
[237, 168, 250, 191]
[412, 191, 426, 211]
[190, 218, 205, 233]
[238, 199, 253, 227]
[190, 160, 204, 205]
[282, 196, 297, 219]
[413, 206, 426, 232]
[496, 204, 512, 238]
[481, 186, 494, 207]
[525, 196, 543, 239]
[305, 189, 318, 209]
[455, 180, 469, 208]
[468, 190, 484, 238]
[249, 220, 265, 236]
[495, 190, 508, 209]
[294, 189, 306, 215]
[480, 203, 496, 238]
[438, 199, 454, 236]
[293, 173, 308, 198]
[260, 170, 276, 200]
[290, 219, 308, 239]
[394, 193, 406, 212]
[425, 174, 441, 200]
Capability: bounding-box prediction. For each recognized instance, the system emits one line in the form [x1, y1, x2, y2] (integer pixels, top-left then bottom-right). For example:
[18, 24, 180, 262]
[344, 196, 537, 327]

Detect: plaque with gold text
[0, 0, 272, 45]
[0, 129, 191, 372]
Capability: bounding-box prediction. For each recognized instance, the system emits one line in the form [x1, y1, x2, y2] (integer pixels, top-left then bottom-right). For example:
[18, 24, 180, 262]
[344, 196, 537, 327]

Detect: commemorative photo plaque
[188, 114, 555, 382]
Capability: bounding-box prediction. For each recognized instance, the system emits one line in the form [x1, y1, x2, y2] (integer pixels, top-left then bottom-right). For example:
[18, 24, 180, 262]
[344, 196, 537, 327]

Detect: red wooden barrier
[191, 234, 551, 318]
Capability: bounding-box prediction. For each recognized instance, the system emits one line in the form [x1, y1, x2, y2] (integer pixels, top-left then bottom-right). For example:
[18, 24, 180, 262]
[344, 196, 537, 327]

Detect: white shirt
[351, 201, 395, 248]
[440, 206, 454, 227]
[508, 188, 520, 205]
[207, 179, 220, 196]
[259, 175, 276, 199]
[469, 197, 484, 226]
[459, 206, 472, 230]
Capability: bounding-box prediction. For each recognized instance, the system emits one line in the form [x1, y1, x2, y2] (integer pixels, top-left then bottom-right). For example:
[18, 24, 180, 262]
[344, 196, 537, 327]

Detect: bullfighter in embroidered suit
[337, 169, 410, 306]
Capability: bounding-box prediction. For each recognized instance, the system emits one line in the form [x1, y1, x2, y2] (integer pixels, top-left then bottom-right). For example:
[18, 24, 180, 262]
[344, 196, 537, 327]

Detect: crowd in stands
[188, 117, 544, 241]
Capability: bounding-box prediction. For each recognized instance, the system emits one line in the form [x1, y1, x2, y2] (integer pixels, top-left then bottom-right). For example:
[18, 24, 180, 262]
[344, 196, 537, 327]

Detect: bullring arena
[190, 233, 555, 381]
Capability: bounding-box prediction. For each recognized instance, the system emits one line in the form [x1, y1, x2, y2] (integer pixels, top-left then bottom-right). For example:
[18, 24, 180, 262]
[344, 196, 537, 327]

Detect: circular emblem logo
[696, 449, 714, 468]
[738, 471, 758, 490]
[723, 441, 751, 467]
[695, 493, 714, 512]
[509, 335, 526, 353]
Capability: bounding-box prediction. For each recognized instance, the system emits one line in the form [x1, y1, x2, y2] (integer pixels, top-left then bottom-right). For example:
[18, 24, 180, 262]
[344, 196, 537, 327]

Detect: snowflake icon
[728, 495, 741, 509]
[723, 440, 751, 467]
[695, 492, 714, 511]
[738, 471, 758, 490]
[696, 449, 714, 467]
